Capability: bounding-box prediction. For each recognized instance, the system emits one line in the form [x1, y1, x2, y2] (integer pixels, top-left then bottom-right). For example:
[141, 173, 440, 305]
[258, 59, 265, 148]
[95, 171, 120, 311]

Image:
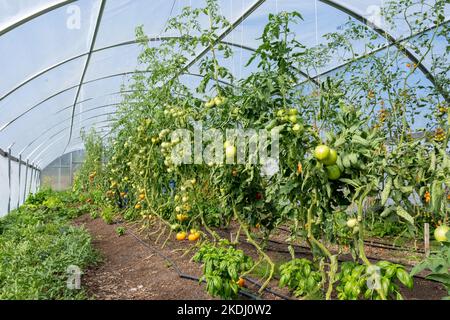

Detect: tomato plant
[74, 0, 450, 300]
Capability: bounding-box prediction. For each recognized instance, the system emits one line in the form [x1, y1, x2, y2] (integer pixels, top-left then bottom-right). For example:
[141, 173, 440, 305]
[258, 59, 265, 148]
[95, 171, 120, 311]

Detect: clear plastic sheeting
[0, 0, 449, 213]
[41, 150, 84, 191]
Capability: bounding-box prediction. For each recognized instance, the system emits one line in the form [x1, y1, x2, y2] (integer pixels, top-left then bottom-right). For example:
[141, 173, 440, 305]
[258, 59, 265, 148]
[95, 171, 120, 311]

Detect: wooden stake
[424, 223, 430, 257]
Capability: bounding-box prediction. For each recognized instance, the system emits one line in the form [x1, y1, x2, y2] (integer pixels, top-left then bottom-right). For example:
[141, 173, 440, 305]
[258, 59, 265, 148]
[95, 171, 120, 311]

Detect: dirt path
[73, 215, 213, 300]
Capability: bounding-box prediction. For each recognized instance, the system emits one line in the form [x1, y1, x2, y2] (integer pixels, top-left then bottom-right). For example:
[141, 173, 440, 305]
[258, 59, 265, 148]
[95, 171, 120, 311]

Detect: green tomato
[434, 225, 449, 242]
[225, 145, 237, 158]
[322, 149, 338, 165]
[292, 124, 303, 132]
[214, 96, 225, 106]
[224, 140, 232, 149]
[346, 218, 358, 228]
[326, 165, 341, 180]
[314, 145, 330, 161]
[288, 115, 298, 124]
[288, 108, 298, 116]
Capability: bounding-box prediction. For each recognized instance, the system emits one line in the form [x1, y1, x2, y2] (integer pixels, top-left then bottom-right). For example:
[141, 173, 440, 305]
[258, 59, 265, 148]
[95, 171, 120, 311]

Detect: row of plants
[74, 0, 450, 299]
[0, 190, 98, 300]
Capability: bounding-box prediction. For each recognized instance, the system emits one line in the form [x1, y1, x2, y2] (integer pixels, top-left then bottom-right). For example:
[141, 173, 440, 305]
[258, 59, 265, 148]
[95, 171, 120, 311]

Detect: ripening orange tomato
[176, 232, 187, 241]
[297, 162, 302, 174]
[188, 232, 200, 242]
[237, 278, 245, 287]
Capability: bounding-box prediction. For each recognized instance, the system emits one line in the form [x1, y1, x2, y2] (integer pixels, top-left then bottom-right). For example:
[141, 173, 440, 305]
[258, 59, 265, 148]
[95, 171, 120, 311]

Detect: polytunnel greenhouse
[0, 0, 450, 304]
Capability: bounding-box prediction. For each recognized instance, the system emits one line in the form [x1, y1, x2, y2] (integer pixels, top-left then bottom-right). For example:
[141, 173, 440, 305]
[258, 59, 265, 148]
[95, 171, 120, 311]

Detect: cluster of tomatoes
[176, 229, 201, 242]
[174, 179, 196, 223]
[134, 189, 146, 210]
[88, 171, 97, 183]
[314, 145, 340, 180]
[434, 128, 446, 142]
[163, 106, 187, 118]
[276, 108, 304, 133]
[172, 179, 203, 242]
[205, 95, 226, 108]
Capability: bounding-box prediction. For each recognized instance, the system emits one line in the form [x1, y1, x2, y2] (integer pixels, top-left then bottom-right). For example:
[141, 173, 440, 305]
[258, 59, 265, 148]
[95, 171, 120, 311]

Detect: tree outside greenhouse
[0, 0, 449, 306]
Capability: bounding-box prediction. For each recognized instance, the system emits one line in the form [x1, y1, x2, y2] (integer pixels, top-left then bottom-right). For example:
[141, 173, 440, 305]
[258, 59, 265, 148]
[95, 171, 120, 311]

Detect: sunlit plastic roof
[0, 0, 449, 169]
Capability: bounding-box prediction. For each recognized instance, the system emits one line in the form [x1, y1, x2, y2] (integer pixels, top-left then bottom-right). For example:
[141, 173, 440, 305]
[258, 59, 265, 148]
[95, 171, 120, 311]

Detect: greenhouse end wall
[0, 149, 40, 217]
[40, 150, 85, 191]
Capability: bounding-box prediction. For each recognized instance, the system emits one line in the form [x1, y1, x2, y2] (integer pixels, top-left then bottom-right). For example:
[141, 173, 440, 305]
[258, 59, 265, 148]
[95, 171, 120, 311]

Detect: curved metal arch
[301, 18, 450, 86]
[65, 0, 107, 152]
[0, 71, 136, 132]
[0, 37, 256, 103]
[20, 86, 199, 157]
[24, 86, 203, 161]
[27, 114, 116, 162]
[317, 0, 450, 103]
[29, 80, 216, 165]
[35, 123, 113, 168]
[1, 0, 447, 104]
[35, 123, 114, 168]
[179, 0, 320, 86]
[19, 102, 123, 156]
[0, 70, 232, 133]
[6, 73, 223, 164]
[0, 0, 78, 37]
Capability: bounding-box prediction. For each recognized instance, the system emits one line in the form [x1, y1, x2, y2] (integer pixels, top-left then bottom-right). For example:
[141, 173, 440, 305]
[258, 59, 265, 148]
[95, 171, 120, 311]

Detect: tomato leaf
[396, 206, 414, 225]
[381, 176, 392, 206]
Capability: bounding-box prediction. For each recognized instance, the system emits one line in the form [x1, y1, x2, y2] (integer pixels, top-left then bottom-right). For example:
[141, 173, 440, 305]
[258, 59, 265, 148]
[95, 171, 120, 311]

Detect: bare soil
[73, 215, 447, 300]
[73, 215, 211, 300]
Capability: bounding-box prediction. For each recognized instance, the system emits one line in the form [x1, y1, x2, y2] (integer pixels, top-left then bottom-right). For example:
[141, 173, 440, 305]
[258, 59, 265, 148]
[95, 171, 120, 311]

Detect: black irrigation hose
[242, 276, 292, 300]
[262, 237, 436, 282]
[178, 274, 262, 300]
[225, 229, 434, 283]
[126, 228, 278, 300]
[277, 226, 426, 254]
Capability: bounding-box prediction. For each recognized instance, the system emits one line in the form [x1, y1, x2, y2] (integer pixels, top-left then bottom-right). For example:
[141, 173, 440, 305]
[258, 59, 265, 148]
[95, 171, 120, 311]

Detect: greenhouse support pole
[70, 152, 74, 186]
[17, 154, 22, 208]
[35, 167, 40, 191]
[28, 165, 34, 196]
[33, 167, 38, 193]
[23, 160, 29, 203]
[7, 148, 12, 214]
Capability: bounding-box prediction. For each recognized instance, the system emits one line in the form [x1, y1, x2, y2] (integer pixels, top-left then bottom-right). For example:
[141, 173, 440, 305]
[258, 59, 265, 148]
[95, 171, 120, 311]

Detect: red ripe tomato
[256, 192, 262, 200]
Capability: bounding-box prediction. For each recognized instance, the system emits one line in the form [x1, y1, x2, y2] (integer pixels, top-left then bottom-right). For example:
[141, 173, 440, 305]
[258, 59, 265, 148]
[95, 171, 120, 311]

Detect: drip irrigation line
[126, 227, 284, 300]
[222, 228, 433, 282]
[276, 226, 425, 254]
[123, 221, 435, 296]
[262, 236, 434, 281]
[242, 276, 292, 300]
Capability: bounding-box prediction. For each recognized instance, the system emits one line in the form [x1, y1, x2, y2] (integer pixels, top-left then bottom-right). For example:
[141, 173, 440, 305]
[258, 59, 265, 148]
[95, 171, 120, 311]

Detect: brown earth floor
[73, 215, 447, 300]
[73, 214, 213, 300]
